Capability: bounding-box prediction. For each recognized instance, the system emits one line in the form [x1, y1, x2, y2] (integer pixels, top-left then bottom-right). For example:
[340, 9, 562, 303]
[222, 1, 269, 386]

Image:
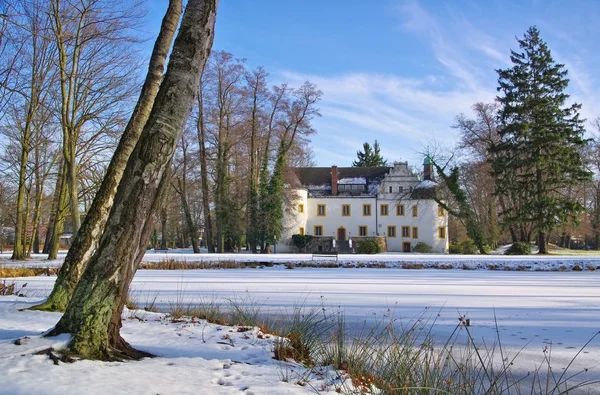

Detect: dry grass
[401, 263, 424, 270]
[138, 258, 281, 270]
[0, 279, 28, 296]
[0, 267, 59, 278]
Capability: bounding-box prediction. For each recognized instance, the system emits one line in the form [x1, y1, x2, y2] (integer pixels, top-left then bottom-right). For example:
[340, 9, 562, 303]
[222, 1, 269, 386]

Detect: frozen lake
[7, 266, 600, 392]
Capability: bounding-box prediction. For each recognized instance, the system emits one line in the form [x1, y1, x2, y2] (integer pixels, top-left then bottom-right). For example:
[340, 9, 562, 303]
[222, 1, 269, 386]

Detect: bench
[311, 251, 338, 261]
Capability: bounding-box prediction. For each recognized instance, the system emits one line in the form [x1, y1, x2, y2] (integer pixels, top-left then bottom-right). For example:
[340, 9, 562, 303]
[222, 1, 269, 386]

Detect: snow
[4, 250, 600, 272]
[306, 184, 331, 191]
[0, 296, 345, 394]
[415, 179, 437, 189]
[3, 253, 600, 393]
[337, 177, 366, 185]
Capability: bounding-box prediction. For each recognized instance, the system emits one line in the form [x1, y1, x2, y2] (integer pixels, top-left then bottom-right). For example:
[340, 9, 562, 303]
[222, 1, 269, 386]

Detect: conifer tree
[491, 26, 590, 254]
[352, 140, 387, 167]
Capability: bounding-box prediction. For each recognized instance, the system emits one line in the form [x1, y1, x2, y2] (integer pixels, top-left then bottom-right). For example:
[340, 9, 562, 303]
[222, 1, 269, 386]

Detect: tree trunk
[47, 166, 69, 260]
[43, 163, 64, 254]
[11, 146, 28, 260]
[47, 0, 216, 360]
[32, 0, 182, 312]
[197, 91, 215, 253]
[160, 208, 168, 250]
[179, 179, 199, 253]
[65, 145, 81, 236]
[538, 231, 548, 254]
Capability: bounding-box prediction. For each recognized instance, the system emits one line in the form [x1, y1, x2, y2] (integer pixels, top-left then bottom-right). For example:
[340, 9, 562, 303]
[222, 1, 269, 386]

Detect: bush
[413, 242, 432, 253]
[504, 242, 532, 255]
[291, 234, 314, 250]
[357, 239, 381, 254]
[449, 239, 478, 254]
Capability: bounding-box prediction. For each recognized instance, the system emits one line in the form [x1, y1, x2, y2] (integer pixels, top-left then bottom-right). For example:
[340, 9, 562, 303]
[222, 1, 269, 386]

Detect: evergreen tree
[491, 26, 591, 254]
[352, 140, 387, 167]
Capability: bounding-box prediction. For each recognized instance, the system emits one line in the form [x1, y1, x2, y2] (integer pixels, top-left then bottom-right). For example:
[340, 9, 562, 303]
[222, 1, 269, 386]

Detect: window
[388, 186, 393, 193]
[359, 226, 368, 236]
[298, 204, 304, 213]
[387, 226, 396, 237]
[362, 204, 372, 216]
[399, 186, 403, 193]
[438, 205, 445, 217]
[317, 204, 326, 216]
[299, 227, 305, 235]
[412, 227, 419, 239]
[412, 205, 418, 217]
[438, 226, 446, 239]
[380, 204, 389, 216]
[409, 186, 413, 193]
[314, 225, 323, 236]
[342, 204, 351, 217]
[402, 226, 410, 237]
[396, 204, 405, 216]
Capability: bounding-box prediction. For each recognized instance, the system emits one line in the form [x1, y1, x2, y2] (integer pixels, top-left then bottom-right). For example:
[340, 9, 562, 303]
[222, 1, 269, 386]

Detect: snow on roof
[368, 181, 381, 195]
[415, 180, 437, 189]
[307, 184, 331, 191]
[338, 177, 367, 185]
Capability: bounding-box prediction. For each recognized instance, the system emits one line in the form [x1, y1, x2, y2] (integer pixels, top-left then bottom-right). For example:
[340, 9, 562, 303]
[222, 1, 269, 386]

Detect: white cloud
[278, 0, 599, 166]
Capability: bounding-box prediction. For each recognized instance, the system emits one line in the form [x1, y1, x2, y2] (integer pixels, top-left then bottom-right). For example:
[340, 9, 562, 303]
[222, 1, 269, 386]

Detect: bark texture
[48, 0, 217, 361]
[33, 0, 183, 312]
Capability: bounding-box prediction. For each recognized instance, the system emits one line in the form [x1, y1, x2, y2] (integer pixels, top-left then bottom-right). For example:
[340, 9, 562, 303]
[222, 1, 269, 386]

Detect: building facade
[276, 158, 449, 253]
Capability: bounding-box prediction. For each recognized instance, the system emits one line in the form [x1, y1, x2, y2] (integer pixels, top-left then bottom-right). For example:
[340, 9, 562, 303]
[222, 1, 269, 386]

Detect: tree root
[33, 348, 76, 365]
[44, 327, 153, 361]
[29, 300, 65, 312]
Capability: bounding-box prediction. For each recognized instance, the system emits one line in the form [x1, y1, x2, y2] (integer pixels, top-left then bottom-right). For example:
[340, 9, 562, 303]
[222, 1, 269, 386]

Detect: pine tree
[352, 140, 387, 167]
[491, 26, 591, 254]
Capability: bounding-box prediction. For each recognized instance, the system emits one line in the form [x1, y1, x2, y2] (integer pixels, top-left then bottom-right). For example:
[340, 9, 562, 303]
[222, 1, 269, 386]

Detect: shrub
[449, 239, 478, 254]
[357, 239, 381, 254]
[413, 242, 432, 253]
[448, 242, 461, 254]
[459, 239, 479, 254]
[291, 234, 314, 250]
[504, 242, 532, 255]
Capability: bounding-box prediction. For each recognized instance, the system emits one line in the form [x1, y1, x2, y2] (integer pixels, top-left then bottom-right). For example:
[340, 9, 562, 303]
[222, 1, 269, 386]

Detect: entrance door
[337, 227, 346, 241]
[403, 242, 411, 253]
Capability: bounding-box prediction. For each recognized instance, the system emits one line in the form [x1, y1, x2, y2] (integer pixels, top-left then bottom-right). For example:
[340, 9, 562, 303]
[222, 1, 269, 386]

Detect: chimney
[331, 166, 338, 195]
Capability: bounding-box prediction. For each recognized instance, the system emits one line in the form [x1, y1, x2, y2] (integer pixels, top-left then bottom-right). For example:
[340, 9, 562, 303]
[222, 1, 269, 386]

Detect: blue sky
[146, 0, 600, 167]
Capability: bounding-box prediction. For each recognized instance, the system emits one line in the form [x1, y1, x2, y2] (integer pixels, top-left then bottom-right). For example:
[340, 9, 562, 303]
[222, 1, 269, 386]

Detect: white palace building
[275, 157, 449, 253]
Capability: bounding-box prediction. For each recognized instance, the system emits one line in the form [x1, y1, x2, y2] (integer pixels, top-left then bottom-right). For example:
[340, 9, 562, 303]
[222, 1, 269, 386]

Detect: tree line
[0, 0, 322, 263]
[432, 27, 598, 254]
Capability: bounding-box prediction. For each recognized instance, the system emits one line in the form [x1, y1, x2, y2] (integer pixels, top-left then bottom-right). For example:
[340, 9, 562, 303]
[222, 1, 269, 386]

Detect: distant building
[275, 157, 449, 253]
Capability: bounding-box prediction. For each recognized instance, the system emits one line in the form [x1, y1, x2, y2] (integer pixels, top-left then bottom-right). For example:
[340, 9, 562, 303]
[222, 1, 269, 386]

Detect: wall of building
[278, 189, 308, 252]
[276, 161, 449, 253]
[277, 191, 448, 253]
[376, 198, 447, 253]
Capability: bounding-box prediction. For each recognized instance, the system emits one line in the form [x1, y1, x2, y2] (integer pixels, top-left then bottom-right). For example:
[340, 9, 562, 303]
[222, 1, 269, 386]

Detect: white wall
[276, 191, 448, 253]
[278, 189, 308, 253]
[306, 196, 377, 239]
[376, 198, 447, 253]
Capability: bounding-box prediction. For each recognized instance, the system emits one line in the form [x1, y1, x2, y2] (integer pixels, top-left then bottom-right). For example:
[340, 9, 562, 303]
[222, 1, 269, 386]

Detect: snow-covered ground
[3, 248, 600, 271]
[1, 296, 345, 394]
[3, 252, 600, 393]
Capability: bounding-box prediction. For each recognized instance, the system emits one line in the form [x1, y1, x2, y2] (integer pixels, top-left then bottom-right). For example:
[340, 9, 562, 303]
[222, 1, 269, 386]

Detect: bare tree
[172, 129, 200, 252]
[0, 0, 56, 260]
[48, 0, 144, 241]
